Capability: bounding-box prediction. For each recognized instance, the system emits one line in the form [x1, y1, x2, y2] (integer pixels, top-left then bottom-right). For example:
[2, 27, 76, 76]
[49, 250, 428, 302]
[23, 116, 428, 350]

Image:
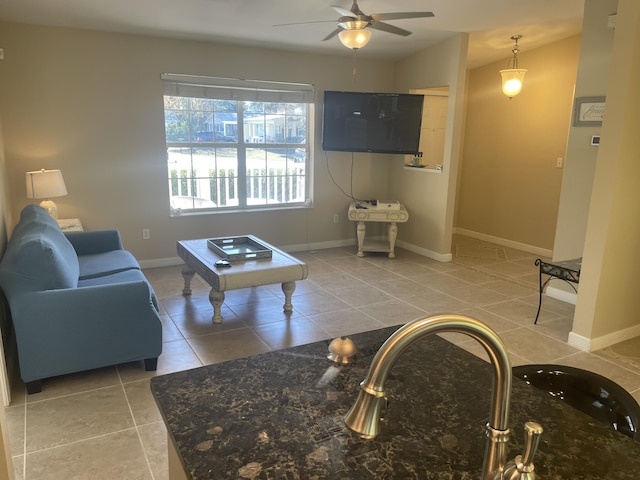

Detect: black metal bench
[534, 257, 581, 324]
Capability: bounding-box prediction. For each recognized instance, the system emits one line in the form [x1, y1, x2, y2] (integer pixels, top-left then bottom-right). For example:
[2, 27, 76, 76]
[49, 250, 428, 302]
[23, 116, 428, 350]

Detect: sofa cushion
[78, 268, 150, 287]
[0, 219, 79, 297]
[78, 250, 141, 280]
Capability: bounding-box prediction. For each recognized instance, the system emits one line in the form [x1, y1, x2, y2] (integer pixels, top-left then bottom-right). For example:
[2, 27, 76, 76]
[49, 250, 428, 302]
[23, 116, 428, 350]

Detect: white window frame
[162, 74, 314, 215]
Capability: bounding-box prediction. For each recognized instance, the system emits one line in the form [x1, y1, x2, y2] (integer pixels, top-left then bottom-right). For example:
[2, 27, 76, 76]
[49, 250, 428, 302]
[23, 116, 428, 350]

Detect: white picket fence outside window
[169, 166, 306, 211]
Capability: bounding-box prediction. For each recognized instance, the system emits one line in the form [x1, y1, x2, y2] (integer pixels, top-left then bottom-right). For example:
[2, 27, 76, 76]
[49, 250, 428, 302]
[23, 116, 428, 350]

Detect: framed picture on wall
[573, 96, 606, 126]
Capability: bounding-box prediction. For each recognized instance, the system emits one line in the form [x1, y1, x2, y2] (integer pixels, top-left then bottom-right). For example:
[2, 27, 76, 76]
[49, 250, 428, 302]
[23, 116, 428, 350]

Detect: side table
[57, 218, 84, 232]
[348, 201, 409, 258]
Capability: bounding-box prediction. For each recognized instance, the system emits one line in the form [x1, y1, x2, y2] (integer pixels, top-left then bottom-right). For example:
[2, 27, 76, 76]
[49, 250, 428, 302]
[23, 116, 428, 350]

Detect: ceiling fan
[322, 0, 435, 41]
[275, 1, 434, 49]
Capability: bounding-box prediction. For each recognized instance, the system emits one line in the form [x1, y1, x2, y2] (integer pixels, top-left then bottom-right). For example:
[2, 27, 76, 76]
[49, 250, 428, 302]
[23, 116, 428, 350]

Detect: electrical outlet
[333, 214, 339, 224]
[142, 228, 150, 240]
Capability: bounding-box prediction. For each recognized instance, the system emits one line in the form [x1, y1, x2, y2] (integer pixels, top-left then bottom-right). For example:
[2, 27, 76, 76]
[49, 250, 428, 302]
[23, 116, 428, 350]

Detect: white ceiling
[0, 0, 586, 69]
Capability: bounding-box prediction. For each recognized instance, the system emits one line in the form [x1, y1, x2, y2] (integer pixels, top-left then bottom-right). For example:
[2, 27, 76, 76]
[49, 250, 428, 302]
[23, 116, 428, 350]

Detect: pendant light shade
[500, 35, 528, 98]
[500, 69, 527, 97]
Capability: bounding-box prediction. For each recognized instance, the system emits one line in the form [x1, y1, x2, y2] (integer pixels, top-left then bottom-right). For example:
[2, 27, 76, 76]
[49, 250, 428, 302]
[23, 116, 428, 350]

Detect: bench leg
[535, 267, 544, 325]
[144, 357, 158, 371]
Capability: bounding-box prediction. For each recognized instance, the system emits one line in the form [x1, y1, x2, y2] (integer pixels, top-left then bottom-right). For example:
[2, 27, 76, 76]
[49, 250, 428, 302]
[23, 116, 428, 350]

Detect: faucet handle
[502, 421, 543, 480]
[521, 421, 543, 467]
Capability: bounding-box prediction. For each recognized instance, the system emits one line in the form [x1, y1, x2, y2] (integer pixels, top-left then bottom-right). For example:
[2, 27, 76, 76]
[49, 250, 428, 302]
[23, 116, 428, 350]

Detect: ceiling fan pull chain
[352, 49, 358, 83]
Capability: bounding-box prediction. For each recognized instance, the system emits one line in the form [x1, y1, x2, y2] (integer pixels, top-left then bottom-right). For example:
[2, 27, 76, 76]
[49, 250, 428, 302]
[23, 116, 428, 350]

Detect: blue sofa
[0, 205, 162, 394]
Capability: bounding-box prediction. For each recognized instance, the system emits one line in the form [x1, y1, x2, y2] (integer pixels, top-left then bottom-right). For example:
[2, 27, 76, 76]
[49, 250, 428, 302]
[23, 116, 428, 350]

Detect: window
[162, 74, 314, 214]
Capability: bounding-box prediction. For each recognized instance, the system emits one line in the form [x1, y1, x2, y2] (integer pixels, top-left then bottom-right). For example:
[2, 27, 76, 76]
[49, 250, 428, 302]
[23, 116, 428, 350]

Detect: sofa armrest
[13, 280, 158, 327]
[65, 230, 124, 254]
[10, 281, 162, 383]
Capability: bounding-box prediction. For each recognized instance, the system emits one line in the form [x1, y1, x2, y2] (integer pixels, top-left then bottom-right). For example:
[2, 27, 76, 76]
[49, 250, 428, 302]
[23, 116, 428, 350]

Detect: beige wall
[572, 0, 640, 343]
[553, 0, 617, 261]
[456, 35, 581, 251]
[388, 34, 468, 259]
[0, 22, 403, 261]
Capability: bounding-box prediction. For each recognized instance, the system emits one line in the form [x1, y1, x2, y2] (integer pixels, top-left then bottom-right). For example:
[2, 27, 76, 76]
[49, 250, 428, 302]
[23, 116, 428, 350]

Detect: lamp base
[38, 199, 59, 219]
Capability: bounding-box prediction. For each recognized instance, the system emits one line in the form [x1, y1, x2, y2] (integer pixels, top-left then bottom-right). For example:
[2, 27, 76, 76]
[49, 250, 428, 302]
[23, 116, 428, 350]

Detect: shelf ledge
[404, 164, 443, 173]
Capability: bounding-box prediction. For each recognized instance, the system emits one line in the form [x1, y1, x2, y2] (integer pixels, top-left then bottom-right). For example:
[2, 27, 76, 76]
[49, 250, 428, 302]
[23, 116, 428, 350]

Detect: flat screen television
[322, 90, 424, 155]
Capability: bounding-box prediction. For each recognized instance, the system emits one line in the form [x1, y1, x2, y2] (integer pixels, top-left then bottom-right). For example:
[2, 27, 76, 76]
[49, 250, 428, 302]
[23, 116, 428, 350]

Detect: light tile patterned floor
[5, 234, 640, 479]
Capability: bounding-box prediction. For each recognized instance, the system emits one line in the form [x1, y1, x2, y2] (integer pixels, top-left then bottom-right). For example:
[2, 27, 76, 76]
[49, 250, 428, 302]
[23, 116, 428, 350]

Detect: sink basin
[513, 364, 640, 441]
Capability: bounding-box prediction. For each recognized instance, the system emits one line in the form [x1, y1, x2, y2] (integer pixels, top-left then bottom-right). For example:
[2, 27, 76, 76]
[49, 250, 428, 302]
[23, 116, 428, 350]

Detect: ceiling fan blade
[371, 12, 434, 21]
[322, 27, 343, 41]
[331, 5, 356, 18]
[369, 21, 412, 37]
[274, 19, 337, 27]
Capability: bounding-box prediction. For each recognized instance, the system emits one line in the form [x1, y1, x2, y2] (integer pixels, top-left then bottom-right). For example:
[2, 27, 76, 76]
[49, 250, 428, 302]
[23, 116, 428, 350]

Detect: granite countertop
[151, 326, 640, 479]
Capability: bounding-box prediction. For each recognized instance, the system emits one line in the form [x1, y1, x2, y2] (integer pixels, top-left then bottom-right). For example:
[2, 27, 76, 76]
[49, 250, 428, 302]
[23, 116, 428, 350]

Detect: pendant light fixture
[500, 35, 527, 98]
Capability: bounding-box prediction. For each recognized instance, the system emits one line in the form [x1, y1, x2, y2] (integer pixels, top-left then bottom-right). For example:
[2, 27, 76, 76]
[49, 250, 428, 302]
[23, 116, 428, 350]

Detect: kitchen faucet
[344, 314, 543, 480]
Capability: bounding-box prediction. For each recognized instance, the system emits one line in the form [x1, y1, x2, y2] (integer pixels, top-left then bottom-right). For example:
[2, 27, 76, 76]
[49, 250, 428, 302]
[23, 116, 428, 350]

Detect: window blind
[161, 73, 315, 103]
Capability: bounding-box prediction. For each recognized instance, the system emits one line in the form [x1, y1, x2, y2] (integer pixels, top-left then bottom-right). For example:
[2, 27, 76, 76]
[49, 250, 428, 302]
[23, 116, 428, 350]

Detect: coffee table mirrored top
[177, 235, 308, 323]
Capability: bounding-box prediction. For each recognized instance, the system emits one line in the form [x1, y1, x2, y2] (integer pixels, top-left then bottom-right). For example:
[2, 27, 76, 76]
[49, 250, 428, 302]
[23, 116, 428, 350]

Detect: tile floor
[5, 234, 640, 479]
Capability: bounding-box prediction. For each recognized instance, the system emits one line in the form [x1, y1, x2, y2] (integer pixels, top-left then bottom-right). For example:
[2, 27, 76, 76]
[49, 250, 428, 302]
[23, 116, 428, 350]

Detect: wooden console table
[534, 257, 581, 324]
[348, 201, 409, 258]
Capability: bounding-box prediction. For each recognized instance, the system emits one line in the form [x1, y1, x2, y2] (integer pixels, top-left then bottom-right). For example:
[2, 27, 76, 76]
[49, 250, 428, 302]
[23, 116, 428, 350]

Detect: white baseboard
[396, 240, 453, 262]
[569, 322, 640, 352]
[139, 257, 183, 269]
[567, 332, 591, 351]
[139, 238, 455, 269]
[138, 239, 358, 269]
[545, 285, 578, 305]
[287, 239, 356, 253]
[454, 228, 552, 258]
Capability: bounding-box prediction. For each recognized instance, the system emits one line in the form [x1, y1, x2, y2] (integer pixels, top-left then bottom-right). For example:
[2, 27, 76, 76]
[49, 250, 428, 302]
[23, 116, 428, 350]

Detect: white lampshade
[339, 28, 371, 50]
[500, 68, 528, 98]
[26, 169, 68, 219]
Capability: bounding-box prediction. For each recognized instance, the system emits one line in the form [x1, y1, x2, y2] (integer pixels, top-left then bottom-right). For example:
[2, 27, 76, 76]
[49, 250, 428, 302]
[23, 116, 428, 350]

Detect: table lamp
[26, 169, 68, 219]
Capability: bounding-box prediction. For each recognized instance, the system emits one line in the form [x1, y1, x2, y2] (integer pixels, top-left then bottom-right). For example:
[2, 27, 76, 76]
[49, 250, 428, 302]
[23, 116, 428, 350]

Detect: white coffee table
[177, 236, 308, 323]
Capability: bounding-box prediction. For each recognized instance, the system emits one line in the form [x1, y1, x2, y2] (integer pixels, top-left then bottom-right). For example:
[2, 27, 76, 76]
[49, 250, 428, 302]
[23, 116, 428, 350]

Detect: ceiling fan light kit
[339, 28, 371, 49]
[500, 34, 528, 98]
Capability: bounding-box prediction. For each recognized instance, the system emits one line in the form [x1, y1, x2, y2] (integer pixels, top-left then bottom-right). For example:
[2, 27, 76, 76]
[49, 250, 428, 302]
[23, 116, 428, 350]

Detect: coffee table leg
[209, 289, 225, 323]
[282, 281, 296, 313]
[181, 265, 195, 295]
